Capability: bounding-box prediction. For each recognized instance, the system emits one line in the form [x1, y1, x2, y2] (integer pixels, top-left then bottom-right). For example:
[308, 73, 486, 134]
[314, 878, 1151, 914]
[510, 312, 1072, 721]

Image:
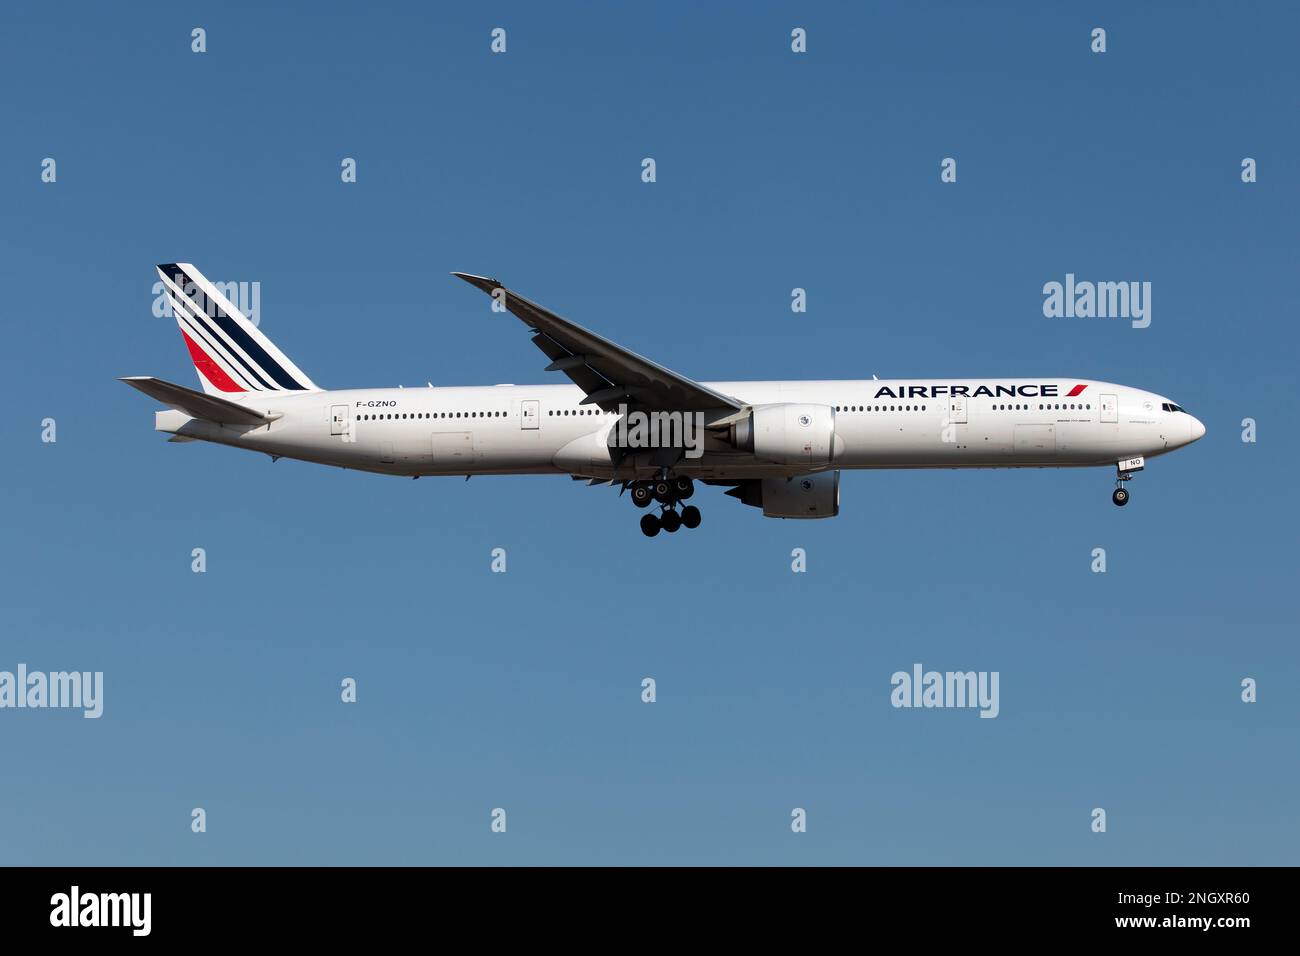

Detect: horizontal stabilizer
[119, 376, 275, 425]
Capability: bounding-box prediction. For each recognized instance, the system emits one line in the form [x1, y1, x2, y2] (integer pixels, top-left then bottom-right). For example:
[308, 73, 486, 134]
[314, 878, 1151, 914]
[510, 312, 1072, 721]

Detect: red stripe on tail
[180, 330, 246, 393]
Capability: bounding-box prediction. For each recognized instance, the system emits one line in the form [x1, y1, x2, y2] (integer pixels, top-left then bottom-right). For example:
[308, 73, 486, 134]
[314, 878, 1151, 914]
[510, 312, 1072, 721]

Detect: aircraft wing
[452, 273, 744, 413]
[119, 376, 277, 425]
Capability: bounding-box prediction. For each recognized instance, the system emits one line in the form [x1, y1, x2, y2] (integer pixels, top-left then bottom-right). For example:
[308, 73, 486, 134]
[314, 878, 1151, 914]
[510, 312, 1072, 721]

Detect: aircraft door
[330, 404, 351, 436]
[1100, 394, 1118, 423]
[521, 400, 539, 430]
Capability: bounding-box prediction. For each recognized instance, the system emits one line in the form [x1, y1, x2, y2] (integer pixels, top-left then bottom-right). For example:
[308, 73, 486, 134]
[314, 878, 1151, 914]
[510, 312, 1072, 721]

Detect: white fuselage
[155, 378, 1204, 480]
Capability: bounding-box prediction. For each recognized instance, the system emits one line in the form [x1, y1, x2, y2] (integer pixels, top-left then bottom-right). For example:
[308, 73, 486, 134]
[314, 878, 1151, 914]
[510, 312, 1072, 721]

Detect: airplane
[123, 263, 1205, 537]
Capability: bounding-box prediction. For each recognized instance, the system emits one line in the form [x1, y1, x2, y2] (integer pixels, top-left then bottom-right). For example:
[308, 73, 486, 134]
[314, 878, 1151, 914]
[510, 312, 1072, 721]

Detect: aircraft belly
[480, 429, 555, 471]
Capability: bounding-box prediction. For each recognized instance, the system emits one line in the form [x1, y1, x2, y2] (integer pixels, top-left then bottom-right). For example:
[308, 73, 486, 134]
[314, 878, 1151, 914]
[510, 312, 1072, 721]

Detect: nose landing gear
[1111, 456, 1143, 507]
[633, 476, 700, 536]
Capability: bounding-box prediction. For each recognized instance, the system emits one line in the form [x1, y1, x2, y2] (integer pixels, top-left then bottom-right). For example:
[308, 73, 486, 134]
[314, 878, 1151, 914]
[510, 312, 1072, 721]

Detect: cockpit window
[1161, 402, 1187, 413]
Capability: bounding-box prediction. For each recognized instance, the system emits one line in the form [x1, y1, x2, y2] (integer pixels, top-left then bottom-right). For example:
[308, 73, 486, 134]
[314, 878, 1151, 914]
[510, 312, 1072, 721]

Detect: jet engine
[726, 471, 841, 519]
[729, 403, 839, 468]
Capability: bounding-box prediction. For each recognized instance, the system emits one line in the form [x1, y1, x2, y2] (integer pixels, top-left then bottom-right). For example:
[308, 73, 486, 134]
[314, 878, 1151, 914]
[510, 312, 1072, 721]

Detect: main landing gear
[633, 476, 701, 536]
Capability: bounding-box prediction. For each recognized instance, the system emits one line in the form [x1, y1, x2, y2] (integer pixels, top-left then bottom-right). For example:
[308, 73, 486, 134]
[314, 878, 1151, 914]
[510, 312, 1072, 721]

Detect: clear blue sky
[2, 1, 1296, 865]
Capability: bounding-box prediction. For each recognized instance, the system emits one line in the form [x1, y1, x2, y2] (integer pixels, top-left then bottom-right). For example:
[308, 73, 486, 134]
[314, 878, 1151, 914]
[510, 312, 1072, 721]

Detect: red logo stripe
[179, 329, 246, 393]
[1066, 384, 1087, 397]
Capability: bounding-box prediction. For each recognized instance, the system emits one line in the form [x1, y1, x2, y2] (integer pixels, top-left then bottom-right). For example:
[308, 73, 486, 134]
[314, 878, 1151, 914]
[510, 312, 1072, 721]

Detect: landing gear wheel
[1112, 487, 1129, 507]
[674, 476, 695, 500]
[630, 483, 653, 508]
[652, 480, 674, 504]
[640, 513, 662, 537]
[680, 505, 701, 529]
[660, 509, 682, 533]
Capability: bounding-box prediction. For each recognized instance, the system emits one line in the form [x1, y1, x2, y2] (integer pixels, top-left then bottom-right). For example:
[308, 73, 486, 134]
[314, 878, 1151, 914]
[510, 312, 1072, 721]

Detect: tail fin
[156, 263, 319, 395]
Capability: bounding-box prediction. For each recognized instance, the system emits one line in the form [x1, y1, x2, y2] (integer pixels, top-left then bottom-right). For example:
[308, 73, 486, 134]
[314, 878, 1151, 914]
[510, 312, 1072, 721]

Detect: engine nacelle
[727, 471, 841, 519]
[731, 403, 839, 468]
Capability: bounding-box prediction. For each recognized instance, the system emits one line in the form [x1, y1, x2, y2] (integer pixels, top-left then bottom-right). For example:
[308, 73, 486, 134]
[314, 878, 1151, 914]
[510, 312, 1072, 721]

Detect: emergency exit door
[521, 400, 539, 429]
[948, 396, 967, 424]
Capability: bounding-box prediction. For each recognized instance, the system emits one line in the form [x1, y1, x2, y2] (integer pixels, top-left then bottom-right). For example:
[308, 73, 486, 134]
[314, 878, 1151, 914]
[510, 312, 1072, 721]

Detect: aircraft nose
[1188, 416, 1206, 443]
